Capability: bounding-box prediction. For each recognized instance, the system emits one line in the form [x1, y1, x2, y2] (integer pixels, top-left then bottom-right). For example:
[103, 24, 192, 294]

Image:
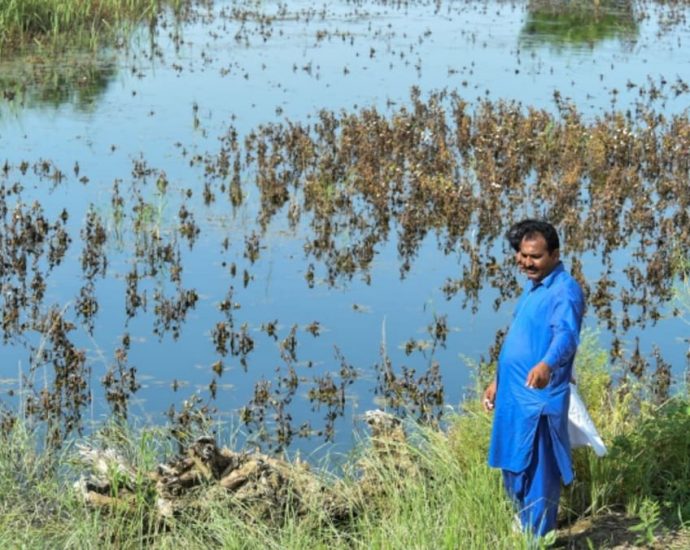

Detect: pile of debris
[75, 410, 418, 523]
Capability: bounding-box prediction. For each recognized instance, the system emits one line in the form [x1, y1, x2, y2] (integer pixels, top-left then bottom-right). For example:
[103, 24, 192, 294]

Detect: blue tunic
[488, 262, 585, 484]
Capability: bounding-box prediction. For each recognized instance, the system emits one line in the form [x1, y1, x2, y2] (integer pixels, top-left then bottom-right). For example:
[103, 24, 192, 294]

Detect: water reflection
[0, 55, 117, 112]
[520, 0, 638, 50]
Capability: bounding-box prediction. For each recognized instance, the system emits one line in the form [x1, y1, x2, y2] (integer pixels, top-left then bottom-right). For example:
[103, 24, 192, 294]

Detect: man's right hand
[483, 380, 496, 412]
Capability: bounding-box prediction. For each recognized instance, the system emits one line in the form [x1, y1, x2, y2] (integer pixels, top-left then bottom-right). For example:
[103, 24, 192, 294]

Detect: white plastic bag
[568, 383, 607, 457]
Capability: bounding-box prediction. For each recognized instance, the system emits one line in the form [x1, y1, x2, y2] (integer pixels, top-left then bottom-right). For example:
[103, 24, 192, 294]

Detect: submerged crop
[1, 0, 690, 455]
[1, 88, 689, 449]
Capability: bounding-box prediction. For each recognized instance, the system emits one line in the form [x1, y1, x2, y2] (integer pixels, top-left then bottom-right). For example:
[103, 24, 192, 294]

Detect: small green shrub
[564, 331, 690, 529]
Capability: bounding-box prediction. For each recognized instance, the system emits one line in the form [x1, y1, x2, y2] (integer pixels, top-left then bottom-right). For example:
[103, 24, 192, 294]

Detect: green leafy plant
[630, 498, 662, 546]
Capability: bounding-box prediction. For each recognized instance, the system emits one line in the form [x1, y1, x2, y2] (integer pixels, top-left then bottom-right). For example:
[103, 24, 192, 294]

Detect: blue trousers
[502, 416, 561, 537]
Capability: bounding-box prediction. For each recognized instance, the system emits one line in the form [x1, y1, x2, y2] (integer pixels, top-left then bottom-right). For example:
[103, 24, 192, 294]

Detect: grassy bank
[0, 334, 689, 548]
[0, 0, 186, 53]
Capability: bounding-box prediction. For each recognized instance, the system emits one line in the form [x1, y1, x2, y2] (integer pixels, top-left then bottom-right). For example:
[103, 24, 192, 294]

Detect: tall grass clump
[0, 0, 185, 53]
[0, 420, 78, 547]
[563, 331, 690, 529]
[0, 420, 172, 547]
[349, 421, 516, 548]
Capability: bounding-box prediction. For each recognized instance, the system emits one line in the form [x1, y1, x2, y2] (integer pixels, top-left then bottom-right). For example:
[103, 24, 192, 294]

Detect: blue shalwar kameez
[488, 262, 585, 536]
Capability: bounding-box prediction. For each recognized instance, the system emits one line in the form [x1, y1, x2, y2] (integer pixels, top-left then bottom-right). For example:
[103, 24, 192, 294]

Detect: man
[483, 219, 585, 536]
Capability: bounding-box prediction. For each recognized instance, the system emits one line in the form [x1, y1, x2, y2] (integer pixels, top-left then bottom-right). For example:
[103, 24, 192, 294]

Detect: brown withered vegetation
[75, 410, 416, 524]
[197, 89, 690, 445]
[2, 88, 690, 449]
[214, 88, 689, 327]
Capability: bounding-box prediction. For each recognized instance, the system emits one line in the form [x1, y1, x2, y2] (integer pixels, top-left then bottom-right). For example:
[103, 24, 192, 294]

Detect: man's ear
[553, 248, 560, 262]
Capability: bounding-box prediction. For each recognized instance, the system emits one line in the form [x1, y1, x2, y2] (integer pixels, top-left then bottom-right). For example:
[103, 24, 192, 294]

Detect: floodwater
[0, 0, 689, 454]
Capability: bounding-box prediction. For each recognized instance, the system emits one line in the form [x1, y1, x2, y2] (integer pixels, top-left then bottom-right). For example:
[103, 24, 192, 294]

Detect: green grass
[0, 0, 186, 54]
[0, 333, 689, 548]
[0, 1, 196, 112]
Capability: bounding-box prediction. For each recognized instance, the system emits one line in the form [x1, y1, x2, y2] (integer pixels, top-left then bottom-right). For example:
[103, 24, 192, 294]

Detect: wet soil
[556, 512, 690, 549]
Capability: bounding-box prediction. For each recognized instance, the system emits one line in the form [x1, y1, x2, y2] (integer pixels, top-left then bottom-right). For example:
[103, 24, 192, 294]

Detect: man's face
[517, 234, 560, 282]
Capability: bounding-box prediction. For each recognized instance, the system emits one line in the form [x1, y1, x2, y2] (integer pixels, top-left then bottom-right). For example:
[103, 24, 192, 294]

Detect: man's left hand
[526, 362, 551, 389]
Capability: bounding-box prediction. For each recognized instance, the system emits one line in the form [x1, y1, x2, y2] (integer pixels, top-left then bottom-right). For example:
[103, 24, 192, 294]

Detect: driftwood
[75, 410, 415, 523]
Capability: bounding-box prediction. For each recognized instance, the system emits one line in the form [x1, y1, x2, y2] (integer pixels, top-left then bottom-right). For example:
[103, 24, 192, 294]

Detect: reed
[0, 0, 184, 53]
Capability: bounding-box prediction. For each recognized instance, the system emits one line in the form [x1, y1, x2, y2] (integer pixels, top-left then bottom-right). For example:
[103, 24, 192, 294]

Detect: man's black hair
[506, 219, 560, 253]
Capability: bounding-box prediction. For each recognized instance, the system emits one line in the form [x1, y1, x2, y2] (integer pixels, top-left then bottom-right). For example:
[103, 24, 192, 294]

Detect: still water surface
[0, 0, 689, 454]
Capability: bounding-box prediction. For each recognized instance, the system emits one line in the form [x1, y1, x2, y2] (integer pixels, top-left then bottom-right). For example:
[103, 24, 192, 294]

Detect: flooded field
[0, 0, 689, 454]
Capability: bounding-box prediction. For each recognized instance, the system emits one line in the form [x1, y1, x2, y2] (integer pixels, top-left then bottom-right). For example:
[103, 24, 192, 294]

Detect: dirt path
[556, 513, 689, 549]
